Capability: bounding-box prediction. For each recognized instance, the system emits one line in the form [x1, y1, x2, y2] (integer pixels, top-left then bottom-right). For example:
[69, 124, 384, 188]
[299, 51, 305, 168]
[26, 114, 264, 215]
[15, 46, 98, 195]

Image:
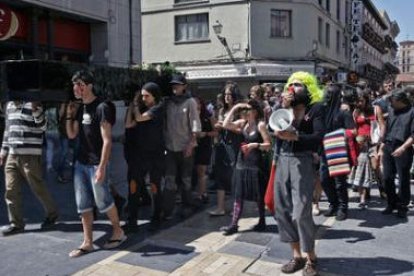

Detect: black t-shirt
[139, 103, 165, 153]
[125, 103, 165, 155]
[76, 98, 115, 165]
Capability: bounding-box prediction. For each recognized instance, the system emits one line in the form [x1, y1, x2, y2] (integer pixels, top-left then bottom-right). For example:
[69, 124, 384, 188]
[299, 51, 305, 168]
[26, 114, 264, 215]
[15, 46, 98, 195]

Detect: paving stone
[170, 252, 253, 276]
[218, 240, 267, 260]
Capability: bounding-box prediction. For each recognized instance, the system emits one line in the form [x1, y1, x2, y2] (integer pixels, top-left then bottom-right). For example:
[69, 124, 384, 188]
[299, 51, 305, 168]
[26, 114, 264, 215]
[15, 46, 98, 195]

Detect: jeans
[73, 162, 114, 214]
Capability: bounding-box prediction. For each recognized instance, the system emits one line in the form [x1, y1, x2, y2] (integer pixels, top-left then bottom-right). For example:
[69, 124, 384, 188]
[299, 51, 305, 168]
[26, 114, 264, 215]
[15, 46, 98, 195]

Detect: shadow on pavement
[318, 256, 414, 276]
[319, 227, 375, 243]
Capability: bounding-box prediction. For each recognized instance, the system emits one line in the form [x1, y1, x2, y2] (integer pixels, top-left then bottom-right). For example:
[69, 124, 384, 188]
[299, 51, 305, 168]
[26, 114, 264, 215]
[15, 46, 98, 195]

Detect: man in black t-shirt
[65, 70, 125, 258]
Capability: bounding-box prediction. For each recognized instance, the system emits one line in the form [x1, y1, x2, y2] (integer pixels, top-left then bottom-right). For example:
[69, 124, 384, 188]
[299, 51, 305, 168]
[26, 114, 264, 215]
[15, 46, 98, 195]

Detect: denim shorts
[74, 162, 114, 214]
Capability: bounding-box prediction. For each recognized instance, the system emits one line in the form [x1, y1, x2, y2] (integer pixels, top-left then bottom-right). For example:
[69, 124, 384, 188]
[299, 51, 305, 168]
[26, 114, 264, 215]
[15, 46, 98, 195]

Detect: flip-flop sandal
[103, 234, 127, 249]
[69, 247, 93, 258]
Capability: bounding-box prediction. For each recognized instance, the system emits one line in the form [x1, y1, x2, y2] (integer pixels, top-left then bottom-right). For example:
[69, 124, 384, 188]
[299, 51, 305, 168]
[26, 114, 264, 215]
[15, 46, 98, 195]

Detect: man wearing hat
[380, 88, 414, 218]
[163, 74, 201, 218]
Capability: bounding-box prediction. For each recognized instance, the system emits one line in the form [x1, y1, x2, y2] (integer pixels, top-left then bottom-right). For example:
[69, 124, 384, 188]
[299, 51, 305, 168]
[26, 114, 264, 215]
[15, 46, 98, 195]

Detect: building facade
[396, 40, 414, 86]
[0, 0, 141, 67]
[141, 0, 354, 96]
[350, 0, 400, 84]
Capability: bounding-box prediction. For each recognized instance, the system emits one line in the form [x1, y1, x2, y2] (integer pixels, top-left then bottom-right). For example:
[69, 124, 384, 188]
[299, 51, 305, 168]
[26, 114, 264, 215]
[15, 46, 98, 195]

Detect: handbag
[370, 107, 381, 144]
[370, 120, 380, 144]
[323, 128, 351, 177]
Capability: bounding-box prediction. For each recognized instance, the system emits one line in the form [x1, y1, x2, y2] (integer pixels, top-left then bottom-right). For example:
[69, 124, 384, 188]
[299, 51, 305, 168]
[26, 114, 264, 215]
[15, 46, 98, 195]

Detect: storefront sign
[0, 4, 19, 41]
[351, 0, 363, 70]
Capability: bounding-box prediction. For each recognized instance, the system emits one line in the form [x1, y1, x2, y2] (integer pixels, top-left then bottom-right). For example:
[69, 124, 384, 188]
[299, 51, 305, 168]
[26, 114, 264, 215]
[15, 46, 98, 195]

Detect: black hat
[170, 74, 187, 85]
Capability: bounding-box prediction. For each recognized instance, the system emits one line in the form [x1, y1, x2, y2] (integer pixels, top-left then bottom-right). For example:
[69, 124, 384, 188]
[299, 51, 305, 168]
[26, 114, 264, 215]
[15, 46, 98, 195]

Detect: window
[175, 13, 209, 42]
[326, 0, 330, 13]
[318, 17, 323, 44]
[336, 0, 341, 21]
[344, 35, 348, 58]
[318, 0, 323, 5]
[270, 10, 292, 38]
[345, 0, 350, 26]
[325, 23, 330, 48]
[336, 30, 340, 54]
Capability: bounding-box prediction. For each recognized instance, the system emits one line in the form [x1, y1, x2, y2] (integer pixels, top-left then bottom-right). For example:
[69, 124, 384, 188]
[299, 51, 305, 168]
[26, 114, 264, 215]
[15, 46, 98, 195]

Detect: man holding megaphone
[272, 72, 324, 276]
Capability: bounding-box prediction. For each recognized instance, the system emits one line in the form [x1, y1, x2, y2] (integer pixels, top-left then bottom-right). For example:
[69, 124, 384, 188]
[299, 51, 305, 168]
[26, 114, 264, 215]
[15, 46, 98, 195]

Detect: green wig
[285, 71, 323, 104]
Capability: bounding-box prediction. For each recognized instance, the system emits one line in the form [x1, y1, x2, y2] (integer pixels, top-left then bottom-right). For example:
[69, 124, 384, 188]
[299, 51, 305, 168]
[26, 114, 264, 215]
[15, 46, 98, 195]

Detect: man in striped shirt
[0, 101, 58, 236]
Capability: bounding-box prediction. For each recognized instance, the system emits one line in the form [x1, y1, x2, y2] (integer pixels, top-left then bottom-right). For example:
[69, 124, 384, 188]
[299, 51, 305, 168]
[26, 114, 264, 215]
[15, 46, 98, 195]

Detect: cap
[170, 74, 187, 85]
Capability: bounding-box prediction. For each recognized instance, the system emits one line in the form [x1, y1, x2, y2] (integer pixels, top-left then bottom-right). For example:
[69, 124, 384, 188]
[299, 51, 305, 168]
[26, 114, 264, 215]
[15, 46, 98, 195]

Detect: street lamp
[212, 20, 235, 62]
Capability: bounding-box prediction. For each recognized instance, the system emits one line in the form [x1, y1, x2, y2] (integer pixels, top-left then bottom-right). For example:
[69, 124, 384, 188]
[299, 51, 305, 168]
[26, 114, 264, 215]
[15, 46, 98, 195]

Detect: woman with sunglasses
[273, 71, 324, 276]
[219, 99, 271, 235]
[209, 82, 243, 216]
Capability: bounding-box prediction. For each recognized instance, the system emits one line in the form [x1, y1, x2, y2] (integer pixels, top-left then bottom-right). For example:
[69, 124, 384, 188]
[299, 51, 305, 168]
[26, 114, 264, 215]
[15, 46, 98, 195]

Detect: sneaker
[358, 202, 367, 210]
[281, 258, 306, 274]
[324, 206, 337, 217]
[1, 225, 24, 236]
[381, 205, 396, 215]
[209, 209, 225, 217]
[41, 215, 58, 229]
[336, 209, 347, 221]
[303, 260, 319, 276]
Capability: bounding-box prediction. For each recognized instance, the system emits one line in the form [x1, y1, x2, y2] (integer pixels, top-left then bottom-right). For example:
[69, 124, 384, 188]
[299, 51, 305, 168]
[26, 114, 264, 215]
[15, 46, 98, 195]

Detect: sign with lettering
[0, 4, 19, 41]
[351, 0, 363, 70]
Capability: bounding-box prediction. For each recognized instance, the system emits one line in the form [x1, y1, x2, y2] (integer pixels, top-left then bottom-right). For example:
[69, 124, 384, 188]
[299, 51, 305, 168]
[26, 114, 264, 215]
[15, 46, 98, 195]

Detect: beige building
[396, 40, 414, 86]
[141, 0, 353, 96]
[0, 0, 141, 67]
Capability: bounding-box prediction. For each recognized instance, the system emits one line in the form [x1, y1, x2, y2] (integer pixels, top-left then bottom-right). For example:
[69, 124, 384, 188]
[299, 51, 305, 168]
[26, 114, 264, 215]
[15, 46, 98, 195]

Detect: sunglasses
[241, 107, 252, 111]
[288, 82, 303, 87]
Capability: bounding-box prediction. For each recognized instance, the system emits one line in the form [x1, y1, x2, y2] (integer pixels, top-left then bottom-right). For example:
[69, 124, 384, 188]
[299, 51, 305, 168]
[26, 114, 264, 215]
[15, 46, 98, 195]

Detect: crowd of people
[1, 69, 413, 276]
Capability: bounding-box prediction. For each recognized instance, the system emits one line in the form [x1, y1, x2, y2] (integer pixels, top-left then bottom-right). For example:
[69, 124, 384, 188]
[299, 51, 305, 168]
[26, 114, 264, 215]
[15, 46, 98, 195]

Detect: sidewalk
[0, 168, 413, 276]
[72, 188, 414, 276]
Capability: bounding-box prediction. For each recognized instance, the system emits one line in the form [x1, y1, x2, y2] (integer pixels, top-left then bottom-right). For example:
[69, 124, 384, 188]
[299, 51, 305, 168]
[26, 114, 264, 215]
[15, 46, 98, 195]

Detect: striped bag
[323, 128, 351, 177]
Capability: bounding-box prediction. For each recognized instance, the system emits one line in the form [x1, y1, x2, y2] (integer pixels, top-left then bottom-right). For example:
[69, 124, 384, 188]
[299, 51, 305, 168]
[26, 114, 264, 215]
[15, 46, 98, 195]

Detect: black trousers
[320, 154, 349, 211]
[382, 144, 413, 208]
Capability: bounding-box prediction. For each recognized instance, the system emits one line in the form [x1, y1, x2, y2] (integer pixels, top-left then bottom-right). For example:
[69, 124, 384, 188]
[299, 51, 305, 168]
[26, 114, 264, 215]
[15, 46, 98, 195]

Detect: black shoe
[324, 206, 337, 217]
[381, 205, 396, 215]
[123, 222, 139, 233]
[303, 259, 319, 276]
[281, 258, 306, 274]
[201, 193, 209, 204]
[252, 222, 266, 232]
[220, 225, 238, 236]
[149, 219, 161, 232]
[336, 210, 347, 221]
[1, 225, 24, 236]
[41, 215, 58, 229]
[396, 208, 408, 218]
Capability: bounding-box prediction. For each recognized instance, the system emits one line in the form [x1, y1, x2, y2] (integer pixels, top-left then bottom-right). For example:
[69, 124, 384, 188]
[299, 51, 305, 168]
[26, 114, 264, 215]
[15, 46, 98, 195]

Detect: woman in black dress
[220, 99, 271, 235]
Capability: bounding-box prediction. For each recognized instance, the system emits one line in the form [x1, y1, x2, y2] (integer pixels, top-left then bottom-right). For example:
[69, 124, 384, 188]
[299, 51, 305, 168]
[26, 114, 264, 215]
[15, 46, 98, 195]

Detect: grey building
[0, 0, 141, 67]
[141, 0, 354, 96]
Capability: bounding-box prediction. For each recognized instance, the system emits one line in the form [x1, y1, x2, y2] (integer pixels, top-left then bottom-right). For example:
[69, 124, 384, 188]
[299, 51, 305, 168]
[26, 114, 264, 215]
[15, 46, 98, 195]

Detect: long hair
[194, 96, 210, 121]
[221, 81, 241, 112]
[356, 89, 374, 116]
[285, 71, 323, 104]
[247, 99, 264, 121]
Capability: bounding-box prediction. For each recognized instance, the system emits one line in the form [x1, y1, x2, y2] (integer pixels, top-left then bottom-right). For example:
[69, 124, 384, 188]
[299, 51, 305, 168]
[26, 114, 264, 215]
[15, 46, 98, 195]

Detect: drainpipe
[246, 0, 251, 60]
[129, 0, 133, 66]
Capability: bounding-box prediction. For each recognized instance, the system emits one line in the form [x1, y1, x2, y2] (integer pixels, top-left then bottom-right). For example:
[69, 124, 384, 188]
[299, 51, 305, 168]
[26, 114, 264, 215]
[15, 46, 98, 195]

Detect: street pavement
[1, 167, 414, 276]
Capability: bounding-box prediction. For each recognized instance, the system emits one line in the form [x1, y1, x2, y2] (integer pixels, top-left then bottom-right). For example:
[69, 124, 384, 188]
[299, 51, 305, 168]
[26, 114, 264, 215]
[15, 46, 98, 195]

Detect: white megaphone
[269, 108, 295, 132]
